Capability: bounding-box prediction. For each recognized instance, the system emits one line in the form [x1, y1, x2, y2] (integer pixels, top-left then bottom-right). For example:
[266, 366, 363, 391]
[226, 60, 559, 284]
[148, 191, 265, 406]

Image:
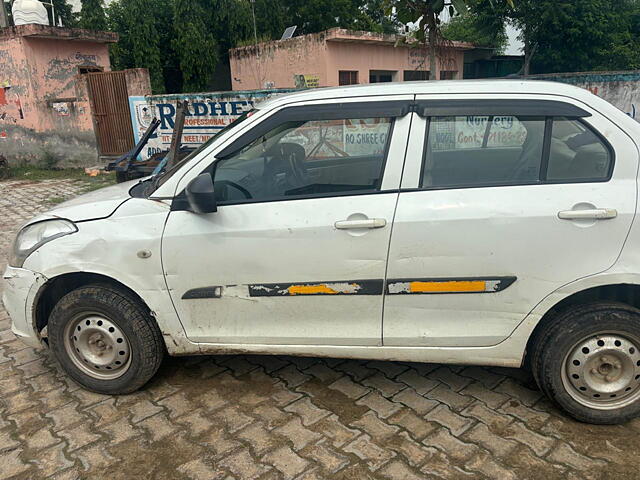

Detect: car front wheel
[532, 302, 640, 424]
[49, 284, 164, 394]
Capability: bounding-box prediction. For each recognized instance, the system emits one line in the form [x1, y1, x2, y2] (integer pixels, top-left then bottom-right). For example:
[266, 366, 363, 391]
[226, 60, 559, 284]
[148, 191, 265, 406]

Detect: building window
[403, 70, 430, 81]
[339, 71, 359, 86]
[369, 70, 396, 83]
[440, 71, 457, 80]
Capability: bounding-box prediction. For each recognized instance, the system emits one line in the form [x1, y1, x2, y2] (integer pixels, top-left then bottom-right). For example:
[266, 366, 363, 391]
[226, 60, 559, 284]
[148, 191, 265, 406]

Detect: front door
[162, 99, 413, 345]
[384, 95, 638, 347]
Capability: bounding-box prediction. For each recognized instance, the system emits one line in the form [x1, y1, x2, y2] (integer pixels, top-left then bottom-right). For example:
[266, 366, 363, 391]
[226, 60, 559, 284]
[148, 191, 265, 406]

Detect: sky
[505, 24, 524, 55]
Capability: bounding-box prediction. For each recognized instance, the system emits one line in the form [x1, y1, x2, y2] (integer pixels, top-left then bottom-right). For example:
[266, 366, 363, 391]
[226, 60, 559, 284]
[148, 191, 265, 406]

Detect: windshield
[153, 109, 255, 190]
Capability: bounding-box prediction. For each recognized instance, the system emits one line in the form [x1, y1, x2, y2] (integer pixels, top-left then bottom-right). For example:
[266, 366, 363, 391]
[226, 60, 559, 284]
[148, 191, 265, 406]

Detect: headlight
[9, 219, 77, 268]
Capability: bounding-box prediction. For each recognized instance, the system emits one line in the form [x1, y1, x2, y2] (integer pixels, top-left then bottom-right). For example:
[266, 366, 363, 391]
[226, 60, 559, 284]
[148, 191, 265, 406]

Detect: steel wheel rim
[561, 331, 640, 410]
[63, 312, 132, 380]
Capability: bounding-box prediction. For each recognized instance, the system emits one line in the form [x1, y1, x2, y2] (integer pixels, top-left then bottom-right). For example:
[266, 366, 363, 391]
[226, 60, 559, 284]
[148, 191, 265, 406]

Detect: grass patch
[46, 196, 69, 206]
[6, 167, 116, 188]
[5, 167, 118, 204]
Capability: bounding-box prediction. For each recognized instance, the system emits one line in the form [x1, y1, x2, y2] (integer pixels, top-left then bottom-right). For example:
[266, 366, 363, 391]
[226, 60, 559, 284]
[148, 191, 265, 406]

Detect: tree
[107, 0, 166, 93]
[51, 0, 76, 27]
[79, 0, 107, 31]
[469, 0, 640, 75]
[173, 0, 219, 92]
[604, 1, 640, 70]
[358, 0, 401, 34]
[442, 7, 508, 51]
[386, 0, 513, 80]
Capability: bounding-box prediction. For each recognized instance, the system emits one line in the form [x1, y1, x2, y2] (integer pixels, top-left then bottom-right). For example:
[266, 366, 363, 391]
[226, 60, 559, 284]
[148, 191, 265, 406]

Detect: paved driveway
[0, 179, 638, 479]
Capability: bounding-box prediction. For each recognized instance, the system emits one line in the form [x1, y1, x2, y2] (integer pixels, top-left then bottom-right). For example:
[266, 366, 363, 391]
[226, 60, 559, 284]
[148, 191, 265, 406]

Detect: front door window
[213, 117, 394, 204]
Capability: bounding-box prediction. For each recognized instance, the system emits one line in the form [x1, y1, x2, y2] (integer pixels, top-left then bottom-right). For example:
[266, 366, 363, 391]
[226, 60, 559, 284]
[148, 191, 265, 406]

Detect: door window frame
[207, 101, 410, 206]
[416, 99, 615, 191]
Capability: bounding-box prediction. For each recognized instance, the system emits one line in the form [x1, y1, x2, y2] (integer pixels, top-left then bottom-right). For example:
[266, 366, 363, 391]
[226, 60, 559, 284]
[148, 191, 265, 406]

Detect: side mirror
[185, 173, 217, 214]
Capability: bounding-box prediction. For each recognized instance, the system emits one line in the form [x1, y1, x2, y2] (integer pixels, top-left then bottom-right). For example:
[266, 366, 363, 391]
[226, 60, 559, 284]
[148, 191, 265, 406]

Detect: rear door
[383, 95, 638, 347]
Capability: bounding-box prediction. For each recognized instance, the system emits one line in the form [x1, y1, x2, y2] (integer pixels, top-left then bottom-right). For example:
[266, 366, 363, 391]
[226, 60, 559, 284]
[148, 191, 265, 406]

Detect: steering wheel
[277, 144, 309, 185]
[215, 180, 252, 199]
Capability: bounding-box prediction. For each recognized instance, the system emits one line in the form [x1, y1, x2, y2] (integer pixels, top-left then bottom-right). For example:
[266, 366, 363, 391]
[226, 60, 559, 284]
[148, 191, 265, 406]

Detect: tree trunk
[426, 10, 439, 80]
[523, 42, 537, 76]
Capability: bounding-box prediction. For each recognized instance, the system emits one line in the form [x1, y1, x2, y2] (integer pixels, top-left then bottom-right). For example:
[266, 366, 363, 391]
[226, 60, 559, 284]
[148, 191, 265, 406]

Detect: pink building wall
[230, 28, 471, 91]
[231, 32, 330, 90]
[0, 25, 116, 166]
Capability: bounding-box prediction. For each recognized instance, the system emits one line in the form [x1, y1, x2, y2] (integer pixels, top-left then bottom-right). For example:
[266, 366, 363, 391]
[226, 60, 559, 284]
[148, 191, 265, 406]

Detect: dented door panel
[162, 193, 398, 345]
[162, 108, 413, 346]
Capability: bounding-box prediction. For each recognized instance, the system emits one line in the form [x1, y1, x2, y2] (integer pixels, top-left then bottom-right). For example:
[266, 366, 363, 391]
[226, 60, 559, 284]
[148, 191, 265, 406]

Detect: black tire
[531, 301, 640, 424]
[49, 284, 165, 394]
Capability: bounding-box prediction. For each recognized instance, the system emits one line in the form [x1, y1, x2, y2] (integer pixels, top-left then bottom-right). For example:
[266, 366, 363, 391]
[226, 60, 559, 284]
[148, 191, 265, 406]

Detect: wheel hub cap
[64, 314, 131, 380]
[564, 333, 640, 409]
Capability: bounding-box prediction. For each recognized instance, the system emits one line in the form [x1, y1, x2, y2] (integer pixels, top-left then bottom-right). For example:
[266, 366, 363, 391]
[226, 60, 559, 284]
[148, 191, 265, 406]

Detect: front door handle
[558, 208, 617, 220]
[335, 218, 387, 229]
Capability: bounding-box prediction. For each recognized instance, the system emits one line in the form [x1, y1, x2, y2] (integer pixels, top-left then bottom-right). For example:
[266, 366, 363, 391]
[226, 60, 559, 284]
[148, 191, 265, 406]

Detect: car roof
[256, 80, 596, 109]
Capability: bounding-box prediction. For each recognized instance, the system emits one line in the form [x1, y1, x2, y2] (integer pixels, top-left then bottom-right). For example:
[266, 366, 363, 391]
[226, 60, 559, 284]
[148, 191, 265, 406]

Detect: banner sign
[128, 89, 298, 160]
[293, 74, 320, 89]
[430, 115, 528, 151]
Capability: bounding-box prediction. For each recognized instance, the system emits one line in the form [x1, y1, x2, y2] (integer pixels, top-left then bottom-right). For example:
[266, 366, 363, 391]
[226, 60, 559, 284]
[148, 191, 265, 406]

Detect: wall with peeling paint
[0, 25, 116, 167]
[528, 71, 640, 122]
[229, 28, 471, 91]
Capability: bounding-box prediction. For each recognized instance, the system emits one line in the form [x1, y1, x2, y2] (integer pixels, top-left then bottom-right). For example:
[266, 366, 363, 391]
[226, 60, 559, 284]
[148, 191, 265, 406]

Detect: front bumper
[1, 266, 47, 348]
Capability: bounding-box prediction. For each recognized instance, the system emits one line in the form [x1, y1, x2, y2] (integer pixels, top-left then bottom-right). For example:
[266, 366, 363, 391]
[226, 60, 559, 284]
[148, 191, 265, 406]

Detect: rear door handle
[558, 208, 617, 220]
[335, 218, 387, 229]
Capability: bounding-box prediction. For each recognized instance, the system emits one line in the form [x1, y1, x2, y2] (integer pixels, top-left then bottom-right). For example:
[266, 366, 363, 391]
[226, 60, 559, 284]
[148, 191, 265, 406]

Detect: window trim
[544, 117, 616, 184]
[416, 99, 591, 118]
[216, 101, 410, 160]
[210, 116, 397, 208]
[418, 115, 615, 191]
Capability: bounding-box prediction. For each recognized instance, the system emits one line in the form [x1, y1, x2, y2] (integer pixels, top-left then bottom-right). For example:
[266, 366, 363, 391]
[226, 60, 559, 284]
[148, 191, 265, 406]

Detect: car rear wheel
[532, 302, 640, 424]
[49, 285, 164, 394]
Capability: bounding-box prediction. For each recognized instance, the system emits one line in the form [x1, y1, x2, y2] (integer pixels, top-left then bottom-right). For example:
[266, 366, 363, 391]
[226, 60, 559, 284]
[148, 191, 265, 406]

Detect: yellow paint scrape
[287, 283, 359, 295]
[409, 280, 486, 293]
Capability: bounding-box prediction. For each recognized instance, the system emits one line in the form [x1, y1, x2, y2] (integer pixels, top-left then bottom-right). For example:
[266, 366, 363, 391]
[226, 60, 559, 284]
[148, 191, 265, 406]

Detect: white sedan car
[4, 80, 640, 424]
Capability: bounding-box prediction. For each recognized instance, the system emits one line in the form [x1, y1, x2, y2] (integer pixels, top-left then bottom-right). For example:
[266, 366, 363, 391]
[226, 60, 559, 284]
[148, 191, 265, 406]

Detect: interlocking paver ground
[1, 178, 639, 479]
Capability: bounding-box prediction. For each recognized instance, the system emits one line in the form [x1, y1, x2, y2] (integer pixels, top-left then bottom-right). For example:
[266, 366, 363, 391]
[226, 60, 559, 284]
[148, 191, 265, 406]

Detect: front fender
[22, 199, 194, 355]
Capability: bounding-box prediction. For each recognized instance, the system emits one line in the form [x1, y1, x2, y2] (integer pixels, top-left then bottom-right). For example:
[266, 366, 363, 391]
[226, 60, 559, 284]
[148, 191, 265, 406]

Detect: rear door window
[422, 115, 546, 188]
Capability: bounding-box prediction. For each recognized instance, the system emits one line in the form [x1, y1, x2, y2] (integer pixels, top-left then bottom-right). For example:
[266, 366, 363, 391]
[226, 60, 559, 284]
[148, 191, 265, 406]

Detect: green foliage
[105, 0, 400, 92]
[487, 0, 640, 73]
[604, 2, 640, 70]
[51, 0, 76, 27]
[79, 0, 107, 31]
[107, 0, 167, 93]
[465, 0, 640, 74]
[442, 9, 508, 51]
[39, 150, 60, 170]
[356, 0, 401, 33]
[172, 0, 219, 92]
[281, 0, 393, 35]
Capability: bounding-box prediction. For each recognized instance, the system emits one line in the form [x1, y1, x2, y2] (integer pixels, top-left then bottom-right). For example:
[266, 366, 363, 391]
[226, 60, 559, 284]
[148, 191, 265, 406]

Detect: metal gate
[86, 71, 135, 156]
